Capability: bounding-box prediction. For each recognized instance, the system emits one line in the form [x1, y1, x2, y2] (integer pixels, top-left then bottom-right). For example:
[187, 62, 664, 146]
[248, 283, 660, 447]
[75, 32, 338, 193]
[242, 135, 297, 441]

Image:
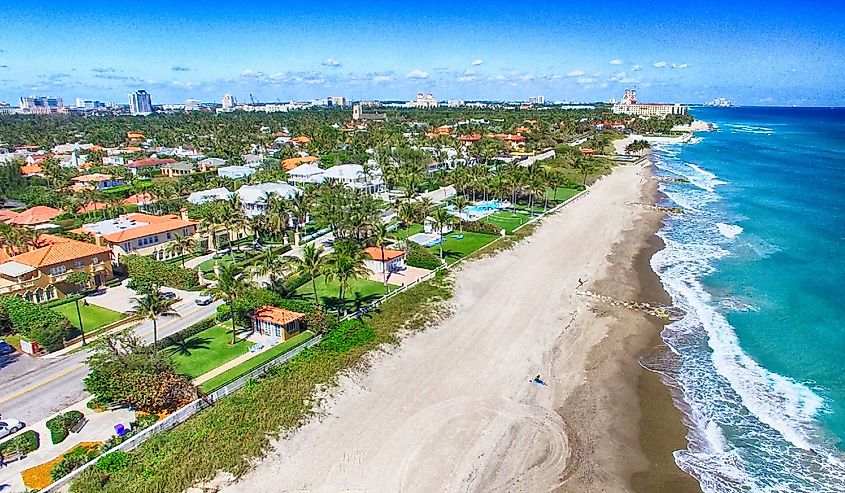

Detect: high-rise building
[185, 99, 201, 111]
[222, 93, 236, 110]
[19, 96, 63, 114]
[128, 90, 153, 115]
[528, 95, 545, 105]
[621, 89, 637, 105]
[412, 92, 438, 108]
[327, 96, 346, 107]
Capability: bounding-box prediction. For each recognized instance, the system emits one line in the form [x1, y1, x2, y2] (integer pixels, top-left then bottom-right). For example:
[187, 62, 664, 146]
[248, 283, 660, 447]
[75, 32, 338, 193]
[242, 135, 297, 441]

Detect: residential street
[0, 295, 221, 426]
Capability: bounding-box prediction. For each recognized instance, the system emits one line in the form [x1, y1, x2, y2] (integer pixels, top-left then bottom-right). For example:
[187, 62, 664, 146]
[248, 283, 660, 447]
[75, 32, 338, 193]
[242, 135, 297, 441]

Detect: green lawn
[199, 331, 316, 393]
[483, 211, 531, 233]
[295, 275, 387, 312]
[545, 187, 582, 203]
[52, 301, 124, 331]
[430, 231, 498, 265]
[391, 223, 424, 240]
[167, 324, 251, 379]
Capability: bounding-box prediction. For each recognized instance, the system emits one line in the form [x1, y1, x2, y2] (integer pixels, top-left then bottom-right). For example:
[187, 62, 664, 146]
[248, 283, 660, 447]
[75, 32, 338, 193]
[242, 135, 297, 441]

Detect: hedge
[121, 255, 198, 291]
[462, 220, 501, 235]
[0, 296, 71, 352]
[0, 430, 40, 455]
[406, 246, 441, 270]
[154, 316, 217, 351]
[51, 444, 100, 482]
[46, 410, 84, 445]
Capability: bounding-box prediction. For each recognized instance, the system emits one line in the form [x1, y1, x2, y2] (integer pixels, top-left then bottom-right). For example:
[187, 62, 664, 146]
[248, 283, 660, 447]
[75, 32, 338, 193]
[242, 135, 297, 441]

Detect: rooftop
[8, 206, 62, 226]
[81, 213, 196, 242]
[9, 238, 110, 269]
[251, 305, 306, 326]
[364, 246, 406, 261]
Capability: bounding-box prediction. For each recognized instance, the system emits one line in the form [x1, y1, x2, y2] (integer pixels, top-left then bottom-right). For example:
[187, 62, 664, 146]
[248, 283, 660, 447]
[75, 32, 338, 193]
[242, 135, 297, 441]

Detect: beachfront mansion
[612, 89, 688, 117]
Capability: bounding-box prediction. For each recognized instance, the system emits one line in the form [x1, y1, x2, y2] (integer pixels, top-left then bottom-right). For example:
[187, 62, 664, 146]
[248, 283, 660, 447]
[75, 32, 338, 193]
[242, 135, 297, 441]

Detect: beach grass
[167, 324, 251, 379]
[51, 302, 124, 331]
[198, 331, 316, 393]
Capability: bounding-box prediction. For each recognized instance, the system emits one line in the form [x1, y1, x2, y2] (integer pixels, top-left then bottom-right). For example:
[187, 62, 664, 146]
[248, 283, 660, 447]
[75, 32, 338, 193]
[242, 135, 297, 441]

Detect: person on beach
[532, 375, 547, 386]
[577, 277, 585, 288]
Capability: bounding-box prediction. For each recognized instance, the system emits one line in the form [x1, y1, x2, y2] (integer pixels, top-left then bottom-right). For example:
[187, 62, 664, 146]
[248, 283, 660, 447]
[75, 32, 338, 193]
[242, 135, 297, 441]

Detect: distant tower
[352, 103, 362, 120]
[622, 89, 637, 105]
[222, 93, 236, 110]
[128, 90, 153, 115]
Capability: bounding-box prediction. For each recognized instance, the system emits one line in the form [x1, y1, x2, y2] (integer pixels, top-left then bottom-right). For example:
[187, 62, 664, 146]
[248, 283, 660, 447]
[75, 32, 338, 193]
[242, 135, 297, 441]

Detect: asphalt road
[0, 297, 222, 426]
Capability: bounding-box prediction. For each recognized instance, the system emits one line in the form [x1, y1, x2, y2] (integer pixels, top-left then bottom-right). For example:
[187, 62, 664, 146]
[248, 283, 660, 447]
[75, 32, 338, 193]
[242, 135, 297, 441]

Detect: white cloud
[630, 64, 642, 72]
[464, 69, 476, 76]
[472, 59, 484, 66]
[241, 69, 259, 77]
[653, 61, 668, 68]
[407, 69, 430, 80]
[372, 75, 392, 83]
[610, 59, 624, 65]
[609, 71, 626, 82]
[577, 77, 595, 84]
[673, 63, 689, 69]
[520, 73, 535, 81]
[457, 75, 477, 83]
[322, 58, 341, 67]
[566, 69, 585, 77]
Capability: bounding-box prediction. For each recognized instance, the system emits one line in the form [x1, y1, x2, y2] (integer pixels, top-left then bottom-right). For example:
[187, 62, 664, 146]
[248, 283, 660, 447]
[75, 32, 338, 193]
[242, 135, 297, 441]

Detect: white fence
[40, 335, 322, 492]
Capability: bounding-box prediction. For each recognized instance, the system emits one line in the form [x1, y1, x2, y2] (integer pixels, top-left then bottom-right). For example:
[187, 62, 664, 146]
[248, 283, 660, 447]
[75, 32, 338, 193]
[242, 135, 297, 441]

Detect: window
[166, 232, 172, 239]
[50, 265, 67, 276]
[137, 240, 143, 247]
[74, 260, 84, 268]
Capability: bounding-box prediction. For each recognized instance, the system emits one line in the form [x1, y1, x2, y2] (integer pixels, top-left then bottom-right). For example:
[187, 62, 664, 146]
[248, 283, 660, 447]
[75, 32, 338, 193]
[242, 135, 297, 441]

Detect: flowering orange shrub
[21, 442, 102, 489]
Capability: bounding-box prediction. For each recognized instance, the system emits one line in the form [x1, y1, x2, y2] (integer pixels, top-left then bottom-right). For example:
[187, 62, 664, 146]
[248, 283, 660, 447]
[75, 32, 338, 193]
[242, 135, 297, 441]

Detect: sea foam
[716, 223, 743, 239]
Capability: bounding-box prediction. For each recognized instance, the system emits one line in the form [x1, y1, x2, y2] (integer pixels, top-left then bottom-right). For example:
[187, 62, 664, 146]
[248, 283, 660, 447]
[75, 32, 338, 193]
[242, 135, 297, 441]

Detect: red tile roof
[251, 306, 306, 326]
[281, 156, 319, 171]
[364, 246, 406, 261]
[77, 202, 110, 214]
[123, 193, 154, 205]
[129, 158, 176, 168]
[8, 206, 62, 226]
[10, 239, 110, 268]
[0, 210, 20, 223]
[71, 173, 113, 183]
[97, 216, 197, 243]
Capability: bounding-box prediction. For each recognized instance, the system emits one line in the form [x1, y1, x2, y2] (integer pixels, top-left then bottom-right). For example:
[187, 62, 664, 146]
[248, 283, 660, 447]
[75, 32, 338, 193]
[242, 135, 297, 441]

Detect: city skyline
[1, 0, 844, 106]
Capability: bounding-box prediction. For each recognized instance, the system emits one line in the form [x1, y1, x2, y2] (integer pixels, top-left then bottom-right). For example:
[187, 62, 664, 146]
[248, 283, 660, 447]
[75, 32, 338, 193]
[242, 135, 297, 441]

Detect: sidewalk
[192, 343, 272, 386]
[0, 397, 134, 492]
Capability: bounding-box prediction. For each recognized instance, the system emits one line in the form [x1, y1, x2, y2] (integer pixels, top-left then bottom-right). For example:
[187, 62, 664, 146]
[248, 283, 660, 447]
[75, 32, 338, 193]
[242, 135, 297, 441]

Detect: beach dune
[216, 164, 695, 493]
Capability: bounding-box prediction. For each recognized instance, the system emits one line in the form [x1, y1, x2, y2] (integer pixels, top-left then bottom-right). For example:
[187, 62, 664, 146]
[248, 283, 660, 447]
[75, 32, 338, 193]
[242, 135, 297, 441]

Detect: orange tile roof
[20, 165, 43, 175]
[459, 134, 481, 142]
[364, 246, 406, 261]
[98, 217, 196, 243]
[123, 193, 155, 205]
[69, 183, 94, 192]
[290, 136, 311, 144]
[77, 202, 109, 214]
[127, 131, 145, 139]
[71, 173, 112, 183]
[8, 206, 62, 226]
[251, 306, 305, 326]
[281, 155, 319, 170]
[0, 210, 20, 223]
[129, 158, 176, 168]
[11, 239, 110, 268]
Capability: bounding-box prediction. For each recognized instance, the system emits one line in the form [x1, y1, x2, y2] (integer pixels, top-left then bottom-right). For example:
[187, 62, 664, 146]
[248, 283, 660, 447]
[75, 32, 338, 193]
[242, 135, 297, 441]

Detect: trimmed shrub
[462, 220, 501, 235]
[121, 255, 198, 291]
[405, 246, 441, 270]
[46, 411, 84, 444]
[50, 444, 100, 481]
[320, 319, 375, 353]
[0, 296, 71, 352]
[154, 316, 217, 351]
[0, 430, 40, 455]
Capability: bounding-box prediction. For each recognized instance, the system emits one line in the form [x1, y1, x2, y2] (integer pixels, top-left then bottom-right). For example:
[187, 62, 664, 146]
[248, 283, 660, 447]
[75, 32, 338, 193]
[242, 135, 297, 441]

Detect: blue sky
[1, 0, 843, 106]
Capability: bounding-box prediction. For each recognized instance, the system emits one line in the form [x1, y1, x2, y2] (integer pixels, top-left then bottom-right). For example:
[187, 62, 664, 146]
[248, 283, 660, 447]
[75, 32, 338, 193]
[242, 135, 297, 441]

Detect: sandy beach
[216, 163, 698, 493]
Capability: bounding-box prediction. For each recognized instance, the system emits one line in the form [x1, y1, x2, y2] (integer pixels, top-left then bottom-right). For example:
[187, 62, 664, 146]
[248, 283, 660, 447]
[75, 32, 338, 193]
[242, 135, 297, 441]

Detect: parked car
[0, 419, 24, 440]
[195, 294, 213, 306]
[159, 291, 177, 300]
[0, 340, 14, 355]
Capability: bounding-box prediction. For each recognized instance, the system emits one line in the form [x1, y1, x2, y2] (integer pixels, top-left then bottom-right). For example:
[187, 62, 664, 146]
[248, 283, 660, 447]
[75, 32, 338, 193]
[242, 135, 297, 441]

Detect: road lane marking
[0, 362, 87, 406]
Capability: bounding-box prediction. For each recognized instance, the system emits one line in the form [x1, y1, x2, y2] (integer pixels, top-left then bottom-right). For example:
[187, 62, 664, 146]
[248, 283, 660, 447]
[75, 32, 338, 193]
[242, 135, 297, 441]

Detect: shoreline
[554, 165, 700, 492]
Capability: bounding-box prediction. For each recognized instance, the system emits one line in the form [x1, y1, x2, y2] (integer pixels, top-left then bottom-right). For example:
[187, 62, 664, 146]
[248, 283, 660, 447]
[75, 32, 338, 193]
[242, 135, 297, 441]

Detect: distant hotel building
[706, 97, 733, 107]
[222, 93, 236, 110]
[611, 89, 687, 117]
[327, 96, 346, 107]
[411, 92, 438, 108]
[528, 95, 545, 105]
[19, 96, 64, 114]
[128, 90, 153, 115]
[184, 99, 201, 111]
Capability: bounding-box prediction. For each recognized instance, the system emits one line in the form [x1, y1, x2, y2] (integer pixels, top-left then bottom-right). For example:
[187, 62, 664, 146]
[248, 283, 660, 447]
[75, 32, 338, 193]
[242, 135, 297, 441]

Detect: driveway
[85, 279, 205, 314]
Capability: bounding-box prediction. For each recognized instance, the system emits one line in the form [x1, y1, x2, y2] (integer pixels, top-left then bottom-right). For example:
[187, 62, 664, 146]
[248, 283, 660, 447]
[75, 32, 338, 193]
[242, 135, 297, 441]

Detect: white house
[363, 246, 406, 274]
[241, 154, 265, 167]
[287, 163, 325, 185]
[198, 157, 226, 169]
[236, 182, 302, 217]
[322, 164, 383, 193]
[218, 165, 255, 180]
[187, 187, 232, 205]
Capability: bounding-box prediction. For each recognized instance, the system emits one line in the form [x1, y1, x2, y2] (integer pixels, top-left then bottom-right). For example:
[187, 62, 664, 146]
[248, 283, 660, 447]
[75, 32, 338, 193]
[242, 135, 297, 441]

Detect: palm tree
[166, 233, 197, 268]
[429, 208, 454, 261]
[324, 241, 369, 315]
[293, 243, 327, 304]
[205, 262, 252, 344]
[371, 221, 391, 290]
[452, 195, 471, 232]
[129, 292, 178, 349]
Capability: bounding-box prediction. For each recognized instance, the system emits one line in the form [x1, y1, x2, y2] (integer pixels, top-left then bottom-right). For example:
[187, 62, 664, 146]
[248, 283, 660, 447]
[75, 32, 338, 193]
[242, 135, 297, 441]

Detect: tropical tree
[129, 292, 179, 349]
[451, 195, 471, 232]
[165, 233, 197, 268]
[324, 241, 368, 315]
[205, 261, 252, 344]
[295, 243, 327, 305]
[429, 208, 454, 261]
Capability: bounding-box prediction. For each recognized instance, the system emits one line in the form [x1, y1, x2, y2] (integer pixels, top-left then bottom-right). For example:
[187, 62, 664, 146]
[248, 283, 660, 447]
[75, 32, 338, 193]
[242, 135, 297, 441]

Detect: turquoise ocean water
[650, 107, 845, 492]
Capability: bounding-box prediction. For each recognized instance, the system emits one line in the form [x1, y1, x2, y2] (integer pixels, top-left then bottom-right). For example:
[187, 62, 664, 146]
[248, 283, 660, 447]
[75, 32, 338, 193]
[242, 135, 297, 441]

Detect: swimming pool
[446, 200, 511, 220]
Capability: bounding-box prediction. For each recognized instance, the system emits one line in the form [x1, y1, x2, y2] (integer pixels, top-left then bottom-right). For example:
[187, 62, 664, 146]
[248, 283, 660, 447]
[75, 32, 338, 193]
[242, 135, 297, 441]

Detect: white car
[195, 294, 213, 306]
[0, 418, 24, 439]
